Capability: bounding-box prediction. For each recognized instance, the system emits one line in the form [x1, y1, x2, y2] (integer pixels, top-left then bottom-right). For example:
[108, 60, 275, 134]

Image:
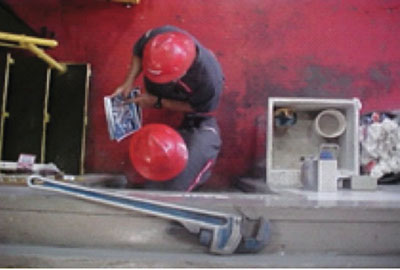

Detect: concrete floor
[1, 244, 400, 268]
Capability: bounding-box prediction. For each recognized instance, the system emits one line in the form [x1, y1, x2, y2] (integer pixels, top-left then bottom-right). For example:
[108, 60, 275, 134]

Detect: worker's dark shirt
[133, 25, 224, 113]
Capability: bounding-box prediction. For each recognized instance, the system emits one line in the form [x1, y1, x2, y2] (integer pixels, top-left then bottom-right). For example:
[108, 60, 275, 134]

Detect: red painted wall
[5, 0, 400, 188]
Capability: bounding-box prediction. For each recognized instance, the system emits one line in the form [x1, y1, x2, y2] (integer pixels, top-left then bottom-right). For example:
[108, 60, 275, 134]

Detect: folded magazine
[104, 88, 142, 142]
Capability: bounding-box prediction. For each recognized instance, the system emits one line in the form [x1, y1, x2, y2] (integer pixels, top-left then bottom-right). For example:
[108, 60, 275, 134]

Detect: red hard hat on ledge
[143, 31, 196, 83]
[129, 124, 188, 181]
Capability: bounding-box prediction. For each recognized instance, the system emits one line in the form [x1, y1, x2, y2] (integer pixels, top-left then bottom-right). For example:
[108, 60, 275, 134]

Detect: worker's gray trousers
[145, 114, 221, 191]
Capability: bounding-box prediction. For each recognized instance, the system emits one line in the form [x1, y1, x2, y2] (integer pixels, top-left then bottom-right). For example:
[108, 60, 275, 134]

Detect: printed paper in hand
[104, 88, 142, 142]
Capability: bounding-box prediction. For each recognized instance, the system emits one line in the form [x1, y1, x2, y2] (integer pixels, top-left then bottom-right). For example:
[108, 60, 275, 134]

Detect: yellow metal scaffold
[0, 31, 67, 73]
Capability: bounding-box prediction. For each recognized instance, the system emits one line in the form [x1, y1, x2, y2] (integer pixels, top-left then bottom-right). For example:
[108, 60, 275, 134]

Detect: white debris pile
[360, 117, 400, 178]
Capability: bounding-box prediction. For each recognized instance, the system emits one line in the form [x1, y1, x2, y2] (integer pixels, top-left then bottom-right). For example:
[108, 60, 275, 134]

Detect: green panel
[45, 64, 89, 174]
[2, 57, 48, 161]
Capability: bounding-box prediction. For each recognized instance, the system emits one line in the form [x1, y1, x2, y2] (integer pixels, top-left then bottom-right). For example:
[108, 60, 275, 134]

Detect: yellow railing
[0, 31, 67, 73]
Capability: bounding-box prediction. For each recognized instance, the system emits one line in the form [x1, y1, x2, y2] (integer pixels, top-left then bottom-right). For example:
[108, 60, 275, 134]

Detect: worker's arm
[131, 93, 195, 113]
[113, 55, 142, 97]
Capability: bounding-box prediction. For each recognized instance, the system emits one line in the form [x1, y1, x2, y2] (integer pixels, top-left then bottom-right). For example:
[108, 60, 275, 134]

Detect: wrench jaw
[235, 217, 271, 254]
[181, 216, 242, 255]
[209, 216, 243, 255]
[194, 216, 270, 255]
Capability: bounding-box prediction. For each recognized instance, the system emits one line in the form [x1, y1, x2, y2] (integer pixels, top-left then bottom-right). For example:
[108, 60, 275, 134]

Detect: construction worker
[113, 25, 224, 191]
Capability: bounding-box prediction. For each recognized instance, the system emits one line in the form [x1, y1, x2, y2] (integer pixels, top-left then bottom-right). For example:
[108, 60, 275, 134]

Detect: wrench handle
[27, 175, 227, 226]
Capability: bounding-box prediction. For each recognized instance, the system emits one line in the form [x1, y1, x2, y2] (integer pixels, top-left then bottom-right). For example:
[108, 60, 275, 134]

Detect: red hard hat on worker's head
[143, 31, 196, 83]
[129, 124, 188, 181]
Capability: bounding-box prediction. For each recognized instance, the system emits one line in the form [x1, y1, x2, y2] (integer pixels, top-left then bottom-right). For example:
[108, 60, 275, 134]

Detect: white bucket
[314, 109, 347, 138]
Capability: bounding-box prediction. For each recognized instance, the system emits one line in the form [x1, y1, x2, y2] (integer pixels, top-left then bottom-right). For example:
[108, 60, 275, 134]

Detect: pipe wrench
[27, 175, 270, 255]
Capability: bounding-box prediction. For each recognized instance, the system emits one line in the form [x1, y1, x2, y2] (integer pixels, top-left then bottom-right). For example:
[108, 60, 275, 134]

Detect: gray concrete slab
[1, 244, 399, 268]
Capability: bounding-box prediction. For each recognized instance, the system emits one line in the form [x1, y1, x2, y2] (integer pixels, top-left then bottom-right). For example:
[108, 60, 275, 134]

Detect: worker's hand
[111, 82, 132, 98]
[125, 93, 158, 108]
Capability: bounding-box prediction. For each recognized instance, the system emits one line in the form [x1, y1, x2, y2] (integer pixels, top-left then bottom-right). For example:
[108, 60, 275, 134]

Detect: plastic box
[266, 97, 361, 188]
